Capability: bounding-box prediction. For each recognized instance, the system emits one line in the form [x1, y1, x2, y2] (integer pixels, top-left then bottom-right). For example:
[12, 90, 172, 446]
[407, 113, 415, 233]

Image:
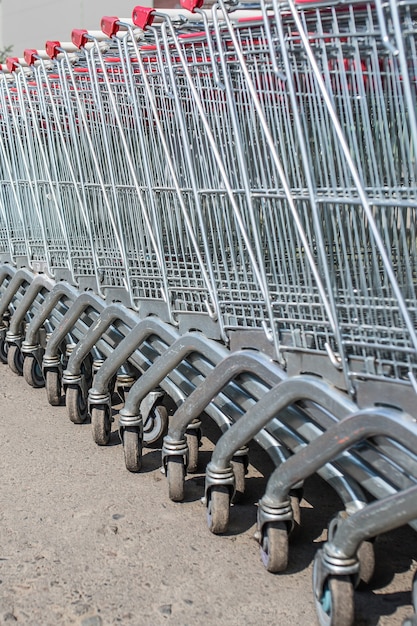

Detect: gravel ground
[0, 364, 416, 626]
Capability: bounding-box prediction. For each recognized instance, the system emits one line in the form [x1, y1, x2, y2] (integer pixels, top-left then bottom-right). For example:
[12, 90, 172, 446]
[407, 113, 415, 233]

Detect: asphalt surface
[0, 363, 416, 625]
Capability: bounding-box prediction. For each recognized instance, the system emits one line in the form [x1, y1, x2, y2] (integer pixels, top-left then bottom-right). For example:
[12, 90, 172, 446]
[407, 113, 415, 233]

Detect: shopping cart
[0, 47, 142, 402]
[86, 2, 417, 623]
[139, 0, 417, 622]
[5, 34, 228, 448]
[0, 65, 52, 374]
[0, 0, 416, 623]
[0, 54, 96, 385]
[31, 12, 300, 466]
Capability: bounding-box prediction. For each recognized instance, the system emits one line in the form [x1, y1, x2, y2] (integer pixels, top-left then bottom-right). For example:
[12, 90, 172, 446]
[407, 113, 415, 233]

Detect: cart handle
[6, 57, 28, 72]
[132, 6, 155, 29]
[45, 40, 79, 59]
[132, 6, 208, 29]
[6, 57, 18, 72]
[180, 0, 204, 13]
[133, 5, 270, 30]
[101, 16, 120, 37]
[101, 16, 138, 37]
[24, 49, 50, 65]
[71, 29, 109, 49]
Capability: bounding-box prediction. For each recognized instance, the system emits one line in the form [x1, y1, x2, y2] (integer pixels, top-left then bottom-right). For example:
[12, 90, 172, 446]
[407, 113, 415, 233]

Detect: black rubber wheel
[207, 485, 230, 535]
[260, 522, 289, 572]
[0, 337, 8, 364]
[45, 368, 61, 406]
[7, 344, 23, 376]
[186, 428, 201, 473]
[313, 552, 355, 626]
[143, 404, 168, 445]
[91, 404, 112, 446]
[23, 354, 45, 388]
[123, 426, 142, 472]
[231, 455, 247, 503]
[167, 456, 185, 502]
[66, 384, 88, 424]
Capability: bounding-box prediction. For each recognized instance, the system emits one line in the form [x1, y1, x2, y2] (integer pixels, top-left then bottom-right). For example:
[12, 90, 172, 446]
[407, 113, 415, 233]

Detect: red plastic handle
[6, 57, 19, 72]
[24, 49, 38, 66]
[72, 29, 89, 49]
[238, 15, 264, 23]
[101, 16, 120, 37]
[180, 0, 204, 12]
[132, 6, 155, 29]
[45, 40, 61, 59]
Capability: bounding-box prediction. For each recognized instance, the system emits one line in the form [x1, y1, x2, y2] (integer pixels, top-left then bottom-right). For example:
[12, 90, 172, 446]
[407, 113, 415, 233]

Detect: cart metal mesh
[0, 2, 416, 624]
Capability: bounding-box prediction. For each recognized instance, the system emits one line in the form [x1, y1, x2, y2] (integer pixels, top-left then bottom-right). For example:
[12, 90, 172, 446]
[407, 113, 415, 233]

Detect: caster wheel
[357, 540, 375, 587]
[327, 511, 370, 588]
[207, 485, 230, 535]
[23, 354, 45, 388]
[185, 427, 201, 473]
[91, 404, 112, 446]
[167, 456, 185, 502]
[45, 368, 62, 406]
[143, 404, 168, 445]
[313, 553, 355, 626]
[260, 522, 289, 572]
[0, 337, 8, 364]
[66, 384, 88, 424]
[7, 344, 23, 376]
[123, 426, 142, 472]
[231, 455, 248, 503]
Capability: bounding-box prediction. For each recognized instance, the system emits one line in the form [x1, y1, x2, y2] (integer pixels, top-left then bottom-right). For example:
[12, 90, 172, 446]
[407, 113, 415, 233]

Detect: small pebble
[81, 616, 102, 626]
[72, 603, 91, 616]
[159, 604, 172, 616]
